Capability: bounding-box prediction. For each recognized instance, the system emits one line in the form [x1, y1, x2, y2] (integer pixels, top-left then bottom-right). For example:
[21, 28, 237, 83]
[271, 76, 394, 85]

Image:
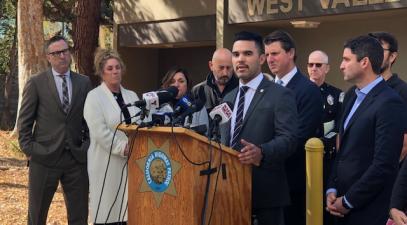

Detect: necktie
[276, 79, 284, 86]
[231, 86, 249, 149]
[59, 75, 70, 114]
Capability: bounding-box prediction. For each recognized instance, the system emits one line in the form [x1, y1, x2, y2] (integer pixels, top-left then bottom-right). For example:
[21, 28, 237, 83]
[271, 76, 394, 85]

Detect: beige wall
[221, 15, 407, 92]
[114, 0, 216, 24]
[118, 47, 159, 94]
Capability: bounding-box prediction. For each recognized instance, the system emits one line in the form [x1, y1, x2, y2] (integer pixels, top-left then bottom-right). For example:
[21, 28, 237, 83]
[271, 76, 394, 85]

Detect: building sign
[228, 0, 407, 24]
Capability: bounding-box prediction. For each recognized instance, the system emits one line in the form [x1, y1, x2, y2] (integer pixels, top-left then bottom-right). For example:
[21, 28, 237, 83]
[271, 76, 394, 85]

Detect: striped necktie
[231, 86, 249, 149]
[59, 75, 70, 114]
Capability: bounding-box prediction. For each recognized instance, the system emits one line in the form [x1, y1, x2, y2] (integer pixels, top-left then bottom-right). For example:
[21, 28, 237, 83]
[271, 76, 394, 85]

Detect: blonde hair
[94, 48, 126, 77]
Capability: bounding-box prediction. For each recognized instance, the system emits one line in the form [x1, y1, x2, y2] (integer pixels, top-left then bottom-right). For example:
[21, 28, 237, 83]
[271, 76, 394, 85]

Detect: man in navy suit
[263, 30, 323, 225]
[326, 35, 405, 225]
[220, 31, 298, 225]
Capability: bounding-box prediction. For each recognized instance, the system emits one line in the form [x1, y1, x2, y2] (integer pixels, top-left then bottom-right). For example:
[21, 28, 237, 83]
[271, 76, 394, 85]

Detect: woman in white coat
[84, 49, 139, 225]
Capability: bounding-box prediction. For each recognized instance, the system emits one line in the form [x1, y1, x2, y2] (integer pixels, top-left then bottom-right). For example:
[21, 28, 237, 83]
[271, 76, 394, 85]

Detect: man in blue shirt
[326, 35, 406, 225]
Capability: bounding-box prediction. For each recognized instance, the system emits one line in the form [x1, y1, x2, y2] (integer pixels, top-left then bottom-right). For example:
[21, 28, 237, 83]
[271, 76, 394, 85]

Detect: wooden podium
[120, 125, 252, 225]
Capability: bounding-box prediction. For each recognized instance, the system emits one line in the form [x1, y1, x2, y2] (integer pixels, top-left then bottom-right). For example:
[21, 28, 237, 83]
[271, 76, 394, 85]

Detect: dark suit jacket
[285, 70, 323, 191]
[18, 69, 92, 166]
[391, 157, 407, 210]
[220, 77, 298, 209]
[328, 80, 405, 225]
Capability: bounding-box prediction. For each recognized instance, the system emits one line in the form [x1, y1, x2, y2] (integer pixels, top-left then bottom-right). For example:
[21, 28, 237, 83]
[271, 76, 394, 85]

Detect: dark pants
[284, 191, 305, 225]
[253, 207, 285, 225]
[28, 151, 89, 225]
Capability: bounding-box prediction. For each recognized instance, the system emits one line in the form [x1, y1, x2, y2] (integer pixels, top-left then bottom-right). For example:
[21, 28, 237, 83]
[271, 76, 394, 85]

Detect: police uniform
[320, 82, 343, 225]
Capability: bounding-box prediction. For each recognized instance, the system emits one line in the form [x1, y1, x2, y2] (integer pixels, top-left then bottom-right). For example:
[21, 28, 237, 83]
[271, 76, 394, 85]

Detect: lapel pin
[260, 89, 264, 93]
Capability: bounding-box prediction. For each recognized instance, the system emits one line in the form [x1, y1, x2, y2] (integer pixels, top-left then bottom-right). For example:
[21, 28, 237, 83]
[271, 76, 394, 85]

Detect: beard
[380, 60, 390, 74]
[216, 76, 230, 85]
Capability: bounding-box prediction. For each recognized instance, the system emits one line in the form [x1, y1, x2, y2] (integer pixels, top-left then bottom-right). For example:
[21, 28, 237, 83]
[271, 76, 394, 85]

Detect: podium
[120, 125, 252, 225]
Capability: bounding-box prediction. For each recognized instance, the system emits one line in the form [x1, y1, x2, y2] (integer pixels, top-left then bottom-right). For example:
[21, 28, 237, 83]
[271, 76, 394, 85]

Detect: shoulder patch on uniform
[339, 92, 345, 103]
[327, 95, 334, 105]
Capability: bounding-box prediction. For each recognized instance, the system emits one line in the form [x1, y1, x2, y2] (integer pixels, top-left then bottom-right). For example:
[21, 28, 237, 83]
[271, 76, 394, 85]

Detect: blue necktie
[231, 86, 249, 149]
[276, 79, 284, 86]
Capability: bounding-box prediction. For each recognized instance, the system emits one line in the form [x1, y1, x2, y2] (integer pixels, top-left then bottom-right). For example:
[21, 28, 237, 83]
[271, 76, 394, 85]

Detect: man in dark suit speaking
[17, 35, 92, 225]
[220, 31, 298, 225]
[326, 35, 405, 225]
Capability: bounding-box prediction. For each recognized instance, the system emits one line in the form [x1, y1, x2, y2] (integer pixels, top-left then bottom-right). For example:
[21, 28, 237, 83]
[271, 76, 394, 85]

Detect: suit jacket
[285, 70, 323, 191]
[220, 77, 298, 208]
[328, 80, 405, 225]
[18, 69, 92, 166]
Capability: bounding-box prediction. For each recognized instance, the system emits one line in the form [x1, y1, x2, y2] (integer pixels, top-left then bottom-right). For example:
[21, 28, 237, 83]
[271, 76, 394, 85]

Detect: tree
[0, 0, 18, 130]
[14, 0, 48, 133]
[72, 0, 102, 85]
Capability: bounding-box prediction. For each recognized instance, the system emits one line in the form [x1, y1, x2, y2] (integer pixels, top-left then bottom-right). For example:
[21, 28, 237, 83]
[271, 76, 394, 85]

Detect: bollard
[305, 137, 324, 225]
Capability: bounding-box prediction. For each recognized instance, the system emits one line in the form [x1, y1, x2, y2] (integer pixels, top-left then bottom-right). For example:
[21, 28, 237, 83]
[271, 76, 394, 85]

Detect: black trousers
[27, 151, 89, 225]
[253, 207, 285, 225]
[284, 191, 305, 225]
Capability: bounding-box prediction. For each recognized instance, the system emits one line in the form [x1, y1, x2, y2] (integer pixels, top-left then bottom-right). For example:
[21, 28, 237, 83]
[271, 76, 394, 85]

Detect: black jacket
[191, 72, 238, 113]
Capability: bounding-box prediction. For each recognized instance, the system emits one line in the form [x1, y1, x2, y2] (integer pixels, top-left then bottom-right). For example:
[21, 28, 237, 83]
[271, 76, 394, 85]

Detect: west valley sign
[228, 0, 407, 24]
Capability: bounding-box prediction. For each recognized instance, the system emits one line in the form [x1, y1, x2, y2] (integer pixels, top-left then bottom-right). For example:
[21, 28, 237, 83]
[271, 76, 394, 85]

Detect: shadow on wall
[114, 0, 214, 47]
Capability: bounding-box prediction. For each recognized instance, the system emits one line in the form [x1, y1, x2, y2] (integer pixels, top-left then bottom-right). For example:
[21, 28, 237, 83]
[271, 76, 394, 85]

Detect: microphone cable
[207, 141, 224, 225]
[94, 107, 140, 224]
[105, 114, 141, 223]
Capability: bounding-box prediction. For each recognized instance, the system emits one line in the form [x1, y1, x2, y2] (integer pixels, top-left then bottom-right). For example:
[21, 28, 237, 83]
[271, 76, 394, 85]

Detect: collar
[275, 67, 297, 86]
[357, 76, 383, 95]
[52, 68, 71, 78]
[239, 73, 263, 91]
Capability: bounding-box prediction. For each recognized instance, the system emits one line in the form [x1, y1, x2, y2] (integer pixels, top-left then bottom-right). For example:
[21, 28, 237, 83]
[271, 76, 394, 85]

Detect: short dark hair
[161, 66, 192, 91]
[45, 35, 69, 53]
[233, 31, 264, 54]
[344, 35, 384, 74]
[368, 32, 398, 53]
[263, 30, 297, 61]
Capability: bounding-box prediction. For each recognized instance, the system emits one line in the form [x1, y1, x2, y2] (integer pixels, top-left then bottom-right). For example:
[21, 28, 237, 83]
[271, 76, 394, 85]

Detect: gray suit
[18, 69, 92, 225]
[220, 77, 298, 223]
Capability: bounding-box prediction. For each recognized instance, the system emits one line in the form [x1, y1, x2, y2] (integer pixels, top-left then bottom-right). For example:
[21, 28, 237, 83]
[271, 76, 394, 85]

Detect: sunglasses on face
[307, 63, 325, 68]
[48, 48, 70, 57]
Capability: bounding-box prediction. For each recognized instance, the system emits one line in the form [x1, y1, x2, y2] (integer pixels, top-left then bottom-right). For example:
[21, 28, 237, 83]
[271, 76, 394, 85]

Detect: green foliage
[0, 0, 16, 76]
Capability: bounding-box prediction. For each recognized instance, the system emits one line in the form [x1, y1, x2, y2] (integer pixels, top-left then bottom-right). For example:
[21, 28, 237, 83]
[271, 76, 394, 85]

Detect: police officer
[308, 50, 343, 225]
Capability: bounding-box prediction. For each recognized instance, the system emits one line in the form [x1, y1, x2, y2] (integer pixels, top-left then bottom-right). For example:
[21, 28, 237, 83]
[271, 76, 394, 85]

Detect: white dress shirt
[274, 67, 297, 87]
[230, 73, 264, 145]
[52, 68, 72, 104]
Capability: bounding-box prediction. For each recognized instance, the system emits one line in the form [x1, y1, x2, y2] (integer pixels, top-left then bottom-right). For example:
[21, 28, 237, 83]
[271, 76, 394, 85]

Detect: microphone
[209, 102, 233, 125]
[151, 103, 174, 125]
[173, 95, 193, 116]
[172, 100, 205, 125]
[125, 86, 178, 110]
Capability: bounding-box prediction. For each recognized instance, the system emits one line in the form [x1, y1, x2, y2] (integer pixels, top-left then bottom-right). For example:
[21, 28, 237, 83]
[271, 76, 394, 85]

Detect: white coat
[84, 82, 140, 223]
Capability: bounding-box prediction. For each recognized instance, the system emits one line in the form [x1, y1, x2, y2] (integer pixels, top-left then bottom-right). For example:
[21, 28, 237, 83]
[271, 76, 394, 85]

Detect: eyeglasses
[307, 63, 326, 68]
[383, 48, 391, 51]
[48, 48, 70, 57]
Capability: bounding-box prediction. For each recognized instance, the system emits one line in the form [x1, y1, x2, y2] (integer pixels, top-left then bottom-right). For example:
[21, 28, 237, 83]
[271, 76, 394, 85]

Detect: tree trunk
[13, 0, 47, 134]
[1, 26, 18, 130]
[72, 0, 101, 87]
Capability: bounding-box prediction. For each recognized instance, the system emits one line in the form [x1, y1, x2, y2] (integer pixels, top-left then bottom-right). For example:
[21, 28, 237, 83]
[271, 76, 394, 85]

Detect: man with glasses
[369, 32, 407, 162]
[17, 35, 92, 225]
[307, 50, 343, 225]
